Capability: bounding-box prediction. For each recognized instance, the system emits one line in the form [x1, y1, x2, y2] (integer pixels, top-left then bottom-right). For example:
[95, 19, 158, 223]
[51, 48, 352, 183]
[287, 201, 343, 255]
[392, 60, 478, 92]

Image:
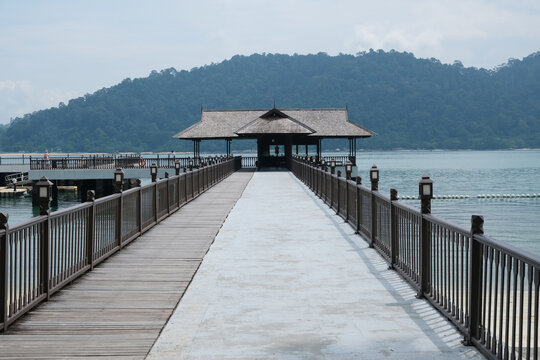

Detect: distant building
[174, 107, 375, 167]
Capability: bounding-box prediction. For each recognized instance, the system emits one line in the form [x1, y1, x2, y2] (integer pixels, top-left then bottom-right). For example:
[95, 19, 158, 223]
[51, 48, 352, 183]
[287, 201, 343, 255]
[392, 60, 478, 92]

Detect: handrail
[289, 155, 539, 360]
[0, 156, 242, 332]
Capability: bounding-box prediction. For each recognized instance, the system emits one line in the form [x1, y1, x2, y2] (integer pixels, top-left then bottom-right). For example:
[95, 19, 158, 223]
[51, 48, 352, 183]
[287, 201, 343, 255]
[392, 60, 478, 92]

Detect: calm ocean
[1, 150, 539, 255]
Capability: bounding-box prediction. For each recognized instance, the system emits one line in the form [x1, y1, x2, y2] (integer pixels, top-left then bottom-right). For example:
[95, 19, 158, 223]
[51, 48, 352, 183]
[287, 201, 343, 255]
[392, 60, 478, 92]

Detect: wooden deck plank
[0, 172, 253, 359]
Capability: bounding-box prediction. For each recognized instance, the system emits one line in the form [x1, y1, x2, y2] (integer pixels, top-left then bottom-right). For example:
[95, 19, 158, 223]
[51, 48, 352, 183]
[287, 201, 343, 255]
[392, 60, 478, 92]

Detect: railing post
[191, 169, 194, 199]
[345, 177, 349, 222]
[418, 174, 433, 299]
[117, 191, 123, 249]
[355, 176, 361, 234]
[87, 191, 95, 270]
[370, 166, 379, 248]
[177, 173, 181, 206]
[164, 172, 170, 214]
[36, 177, 52, 300]
[466, 215, 484, 345]
[389, 188, 398, 270]
[336, 171, 341, 215]
[1, 213, 8, 331]
[154, 181, 158, 224]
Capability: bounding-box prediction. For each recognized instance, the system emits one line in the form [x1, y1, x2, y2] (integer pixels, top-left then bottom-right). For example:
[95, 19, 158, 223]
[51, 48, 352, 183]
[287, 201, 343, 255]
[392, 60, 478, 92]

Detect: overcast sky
[1, 0, 539, 125]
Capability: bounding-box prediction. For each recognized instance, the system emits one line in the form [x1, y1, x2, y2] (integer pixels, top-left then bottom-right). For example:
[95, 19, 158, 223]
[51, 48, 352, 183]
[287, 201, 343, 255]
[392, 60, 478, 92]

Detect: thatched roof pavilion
[173, 107, 375, 167]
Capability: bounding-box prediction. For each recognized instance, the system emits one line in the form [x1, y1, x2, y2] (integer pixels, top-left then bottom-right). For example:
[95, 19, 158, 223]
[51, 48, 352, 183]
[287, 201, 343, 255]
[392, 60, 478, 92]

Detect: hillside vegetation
[1, 50, 539, 152]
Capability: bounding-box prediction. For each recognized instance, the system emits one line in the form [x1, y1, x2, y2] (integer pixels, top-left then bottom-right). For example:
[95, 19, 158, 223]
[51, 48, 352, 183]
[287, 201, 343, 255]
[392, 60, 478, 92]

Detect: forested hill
[1, 50, 539, 152]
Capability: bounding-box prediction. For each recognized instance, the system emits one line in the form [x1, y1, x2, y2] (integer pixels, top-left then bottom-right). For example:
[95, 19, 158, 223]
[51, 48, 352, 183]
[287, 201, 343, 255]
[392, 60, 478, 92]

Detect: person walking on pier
[44, 150, 50, 168]
[11, 177, 17, 191]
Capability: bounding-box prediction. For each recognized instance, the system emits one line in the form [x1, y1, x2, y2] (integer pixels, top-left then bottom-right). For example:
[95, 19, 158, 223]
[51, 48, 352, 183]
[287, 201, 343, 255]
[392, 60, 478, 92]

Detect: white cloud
[0, 80, 79, 124]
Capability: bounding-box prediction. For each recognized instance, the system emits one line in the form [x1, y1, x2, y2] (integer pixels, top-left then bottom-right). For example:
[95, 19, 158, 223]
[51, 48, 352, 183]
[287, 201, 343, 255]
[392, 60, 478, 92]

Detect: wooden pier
[0, 172, 252, 358]
[1, 155, 538, 359]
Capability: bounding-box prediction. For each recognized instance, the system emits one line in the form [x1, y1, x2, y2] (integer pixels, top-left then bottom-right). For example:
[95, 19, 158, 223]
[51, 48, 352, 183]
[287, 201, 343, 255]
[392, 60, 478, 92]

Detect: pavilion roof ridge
[234, 109, 316, 135]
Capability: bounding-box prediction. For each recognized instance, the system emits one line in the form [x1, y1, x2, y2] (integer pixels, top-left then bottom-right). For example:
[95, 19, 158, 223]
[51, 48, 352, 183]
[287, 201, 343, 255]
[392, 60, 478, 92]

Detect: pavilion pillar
[348, 137, 356, 166]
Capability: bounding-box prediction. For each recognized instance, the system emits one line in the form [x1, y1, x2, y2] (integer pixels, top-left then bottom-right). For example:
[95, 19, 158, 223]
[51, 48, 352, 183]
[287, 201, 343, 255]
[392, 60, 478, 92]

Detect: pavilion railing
[0, 156, 241, 332]
[289, 155, 540, 360]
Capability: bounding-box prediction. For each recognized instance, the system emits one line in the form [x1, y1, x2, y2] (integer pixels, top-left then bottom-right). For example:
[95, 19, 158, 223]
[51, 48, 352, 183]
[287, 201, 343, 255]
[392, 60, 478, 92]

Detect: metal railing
[0, 156, 242, 332]
[29, 155, 230, 170]
[290, 156, 539, 360]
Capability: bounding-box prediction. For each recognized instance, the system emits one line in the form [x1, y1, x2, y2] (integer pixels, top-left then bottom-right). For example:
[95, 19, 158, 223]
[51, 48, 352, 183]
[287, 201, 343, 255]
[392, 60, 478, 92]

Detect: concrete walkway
[148, 172, 482, 359]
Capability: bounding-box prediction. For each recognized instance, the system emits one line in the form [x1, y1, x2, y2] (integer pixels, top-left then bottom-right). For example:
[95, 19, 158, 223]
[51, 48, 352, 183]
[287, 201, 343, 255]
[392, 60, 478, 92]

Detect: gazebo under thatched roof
[173, 107, 375, 168]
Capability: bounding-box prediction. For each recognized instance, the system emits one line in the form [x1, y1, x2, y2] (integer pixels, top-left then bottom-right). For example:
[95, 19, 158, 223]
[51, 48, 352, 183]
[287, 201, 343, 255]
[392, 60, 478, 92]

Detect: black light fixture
[150, 163, 158, 182]
[36, 176, 53, 215]
[114, 168, 124, 193]
[188, 157, 194, 171]
[419, 174, 433, 198]
[370, 165, 379, 191]
[419, 174, 434, 214]
[345, 161, 353, 180]
[175, 160, 180, 175]
[330, 158, 336, 175]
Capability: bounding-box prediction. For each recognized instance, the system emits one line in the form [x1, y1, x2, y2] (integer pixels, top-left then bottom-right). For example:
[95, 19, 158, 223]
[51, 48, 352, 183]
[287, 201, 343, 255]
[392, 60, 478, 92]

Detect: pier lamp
[175, 160, 180, 175]
[150, 164, 158, 182]
[370, 165, 379, 191]
[114, 168, 124, 193]
[419, 174, 434, 214]
[188, 158, 194, 171]
[321, 159, 326, 172]
[345, 161, 353, 180]
[330, 158, 336, 175]
[36, 176, 53, 215]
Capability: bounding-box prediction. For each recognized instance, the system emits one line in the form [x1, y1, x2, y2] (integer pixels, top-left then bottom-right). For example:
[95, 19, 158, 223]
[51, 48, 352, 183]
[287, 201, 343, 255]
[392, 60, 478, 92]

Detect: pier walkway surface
[148, 171, 482, 359]
[0, 172, 253, 359]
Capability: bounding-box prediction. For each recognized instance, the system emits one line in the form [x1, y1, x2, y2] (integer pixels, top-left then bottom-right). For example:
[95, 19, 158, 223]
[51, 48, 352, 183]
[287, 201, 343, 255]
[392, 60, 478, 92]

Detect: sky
[1, 0, 539, 125]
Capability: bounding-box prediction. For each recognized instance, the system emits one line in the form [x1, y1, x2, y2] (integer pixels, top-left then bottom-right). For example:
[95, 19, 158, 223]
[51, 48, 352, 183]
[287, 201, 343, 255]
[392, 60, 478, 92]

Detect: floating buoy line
[398, 193, 540, 200]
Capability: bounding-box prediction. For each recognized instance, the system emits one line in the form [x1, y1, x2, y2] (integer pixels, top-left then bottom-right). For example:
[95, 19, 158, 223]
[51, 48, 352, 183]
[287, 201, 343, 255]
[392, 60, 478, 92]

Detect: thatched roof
[235, 108, 315, 135]
[173, 108, 375, 139]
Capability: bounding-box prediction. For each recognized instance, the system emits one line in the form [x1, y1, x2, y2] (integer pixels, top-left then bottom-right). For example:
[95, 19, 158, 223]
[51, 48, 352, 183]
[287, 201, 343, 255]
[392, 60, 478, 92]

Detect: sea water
[1, 150, 539, 255]
[352, 150, 540, 256]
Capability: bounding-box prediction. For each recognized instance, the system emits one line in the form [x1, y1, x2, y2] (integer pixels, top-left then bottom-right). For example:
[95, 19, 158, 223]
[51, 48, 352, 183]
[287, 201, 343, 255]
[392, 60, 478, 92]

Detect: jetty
[0, 108, 537, 359]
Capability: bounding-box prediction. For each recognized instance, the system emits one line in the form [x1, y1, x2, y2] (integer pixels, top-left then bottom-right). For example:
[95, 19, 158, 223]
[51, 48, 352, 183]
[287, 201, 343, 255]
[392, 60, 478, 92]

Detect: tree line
[1, 50, 539, 152]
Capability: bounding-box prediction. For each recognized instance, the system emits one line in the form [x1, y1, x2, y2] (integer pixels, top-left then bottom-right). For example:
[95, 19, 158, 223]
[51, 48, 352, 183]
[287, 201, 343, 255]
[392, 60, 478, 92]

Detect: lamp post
[419, 174, 434, 214]
[150, 164, 158, 182]
[36, 176, 53, 215]
[114, 168, 124, 193]
[330, 158, 336, 175]
[321, 159, 326, 172]
[175, 160, 180, 175]
[189, 158, 194, 171]
[370, 165, 379, 191]
[345, 161, 353, 180]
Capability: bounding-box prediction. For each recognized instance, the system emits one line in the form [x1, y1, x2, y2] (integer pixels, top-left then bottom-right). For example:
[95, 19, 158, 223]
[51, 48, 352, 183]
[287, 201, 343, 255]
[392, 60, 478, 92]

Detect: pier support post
[466, 215, 484, 345]
[418, 174, 433, 299]
[1, 213, 7, 331]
